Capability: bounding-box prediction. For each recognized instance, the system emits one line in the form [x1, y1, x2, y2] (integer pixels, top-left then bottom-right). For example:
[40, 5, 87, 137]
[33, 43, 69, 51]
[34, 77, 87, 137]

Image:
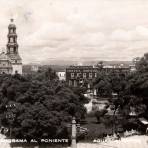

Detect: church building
[0, 19, 22, 74]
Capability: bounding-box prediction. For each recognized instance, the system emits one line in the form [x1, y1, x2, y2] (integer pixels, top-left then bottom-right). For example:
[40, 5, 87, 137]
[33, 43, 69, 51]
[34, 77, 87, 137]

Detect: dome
[8, 19, 16, 28]
[0, 52, 11, 61]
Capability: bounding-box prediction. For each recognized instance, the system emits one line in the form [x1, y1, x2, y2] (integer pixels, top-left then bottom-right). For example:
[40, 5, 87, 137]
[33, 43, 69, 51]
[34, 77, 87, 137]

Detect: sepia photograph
[0, 0, 147, 147]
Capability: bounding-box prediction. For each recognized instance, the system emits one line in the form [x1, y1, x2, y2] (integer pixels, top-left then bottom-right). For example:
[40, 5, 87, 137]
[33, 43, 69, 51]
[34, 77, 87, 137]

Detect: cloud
[110, 26, 148, 42]
[0, 0, 148, 63]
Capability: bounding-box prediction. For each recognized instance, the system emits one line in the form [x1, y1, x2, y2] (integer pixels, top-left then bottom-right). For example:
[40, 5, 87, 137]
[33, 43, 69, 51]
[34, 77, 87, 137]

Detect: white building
[56, 71, 66, 81]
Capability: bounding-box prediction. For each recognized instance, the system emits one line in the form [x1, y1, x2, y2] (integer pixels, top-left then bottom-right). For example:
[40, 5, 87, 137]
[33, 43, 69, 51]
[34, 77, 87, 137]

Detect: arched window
[14, 47, 16, 53]
[10, 37, 14, 42]
[10, 29, 13, 33]
[10, 47, 13, 53]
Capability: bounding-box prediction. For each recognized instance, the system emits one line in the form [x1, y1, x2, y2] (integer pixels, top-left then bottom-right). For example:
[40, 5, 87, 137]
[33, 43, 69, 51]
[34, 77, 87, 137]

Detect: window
[74, 80, 77, 87]
[77, 73, 81, 77]
[10, 29, 13, 33]
[69, 80, 72, 86]
[89, 73, 92, 78]
[95, 73, 97, 77]
[88, 83, 90, 89]
[10, 47, 13, 53]
[79, 79, 83, 84]
[71, 73, 74, 78]
[10, 37, 14, 43]
[15, 70, 18, 74]
[83, 73, 86, 78]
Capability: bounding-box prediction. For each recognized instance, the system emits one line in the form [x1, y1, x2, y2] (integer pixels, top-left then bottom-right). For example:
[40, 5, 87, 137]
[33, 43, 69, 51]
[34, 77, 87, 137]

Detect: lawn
[81, 116, 112, 141]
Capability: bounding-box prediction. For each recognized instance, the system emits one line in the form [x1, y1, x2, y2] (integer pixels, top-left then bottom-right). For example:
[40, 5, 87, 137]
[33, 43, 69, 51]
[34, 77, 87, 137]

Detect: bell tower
[6, 19, 22, 74]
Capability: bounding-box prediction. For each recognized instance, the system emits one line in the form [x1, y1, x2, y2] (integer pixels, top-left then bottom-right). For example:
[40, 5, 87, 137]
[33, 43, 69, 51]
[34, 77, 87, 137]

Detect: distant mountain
[27, 57, 132, 66]
[38, 59, 132, 66]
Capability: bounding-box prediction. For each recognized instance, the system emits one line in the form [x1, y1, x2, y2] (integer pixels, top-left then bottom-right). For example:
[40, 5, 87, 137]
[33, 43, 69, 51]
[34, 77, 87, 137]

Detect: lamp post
[67, 117, 80, 148]
[71, 117, 77, 148]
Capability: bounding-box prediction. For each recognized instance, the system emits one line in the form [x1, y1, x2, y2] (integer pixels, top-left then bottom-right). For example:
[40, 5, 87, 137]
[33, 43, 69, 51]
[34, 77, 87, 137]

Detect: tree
[0, 69, 87, 142]
[136, 54, 148, 73]
[109, 72, 127, 95]
[96, 61, 104, 71]
[95, 109, 108, 123]
[93, 72, 112, 97]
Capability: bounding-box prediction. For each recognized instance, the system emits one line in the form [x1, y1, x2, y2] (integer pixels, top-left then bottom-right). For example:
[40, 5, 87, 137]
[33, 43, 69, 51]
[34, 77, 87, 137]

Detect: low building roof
[139, 117, 148, 125]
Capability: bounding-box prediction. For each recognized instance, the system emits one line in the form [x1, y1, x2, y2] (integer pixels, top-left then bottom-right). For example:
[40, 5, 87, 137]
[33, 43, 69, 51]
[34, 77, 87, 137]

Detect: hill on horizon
[27, 60, 132, 66]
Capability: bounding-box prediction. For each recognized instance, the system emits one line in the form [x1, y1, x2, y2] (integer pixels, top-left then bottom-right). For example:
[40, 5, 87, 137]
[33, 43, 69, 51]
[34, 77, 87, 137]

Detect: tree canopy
[93, 55, 148, 130]
[0, 68, 87, 142]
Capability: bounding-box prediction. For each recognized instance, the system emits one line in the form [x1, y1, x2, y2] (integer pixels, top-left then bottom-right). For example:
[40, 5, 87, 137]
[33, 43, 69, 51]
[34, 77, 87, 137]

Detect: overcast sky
[0, 0, 148, 64]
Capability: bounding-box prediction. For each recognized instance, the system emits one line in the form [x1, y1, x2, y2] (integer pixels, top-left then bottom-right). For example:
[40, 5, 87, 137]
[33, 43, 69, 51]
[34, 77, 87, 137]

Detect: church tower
[6, 19, 22, 74]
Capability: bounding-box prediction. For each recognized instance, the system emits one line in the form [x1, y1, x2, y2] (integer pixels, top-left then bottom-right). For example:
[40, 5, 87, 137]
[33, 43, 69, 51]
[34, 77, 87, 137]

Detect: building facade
[66, 64, 130, 88]
[66, 66, 98, 87]
[0, 19, 22, 74]
[102, 65, 130, 74]
[31, 65, 39, 72]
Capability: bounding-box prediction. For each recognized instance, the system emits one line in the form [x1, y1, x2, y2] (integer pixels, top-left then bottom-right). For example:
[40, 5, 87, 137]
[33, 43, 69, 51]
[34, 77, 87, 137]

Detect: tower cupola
[7, 19, 18, 54]
[6, 19, 22, 74]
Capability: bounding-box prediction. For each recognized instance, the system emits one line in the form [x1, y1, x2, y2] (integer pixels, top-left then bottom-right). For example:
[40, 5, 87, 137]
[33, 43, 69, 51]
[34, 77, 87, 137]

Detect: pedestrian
[117, 132, 121, 140]
[102, 133, 105, 142]
[1, 127, 4, 134]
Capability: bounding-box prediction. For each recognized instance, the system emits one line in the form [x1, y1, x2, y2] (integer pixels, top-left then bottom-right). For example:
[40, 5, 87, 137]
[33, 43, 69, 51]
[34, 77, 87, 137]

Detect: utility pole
[71, 117, 77, 148]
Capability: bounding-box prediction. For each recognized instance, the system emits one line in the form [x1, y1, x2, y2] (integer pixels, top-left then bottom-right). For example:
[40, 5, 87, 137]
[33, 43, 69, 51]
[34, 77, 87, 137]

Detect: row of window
[70, 72, 97, 78]
[69, 80, 77, 87]
[69, 80, 91, 88]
